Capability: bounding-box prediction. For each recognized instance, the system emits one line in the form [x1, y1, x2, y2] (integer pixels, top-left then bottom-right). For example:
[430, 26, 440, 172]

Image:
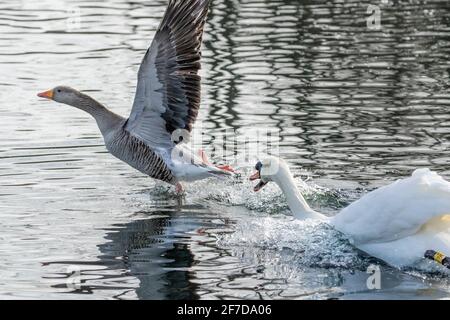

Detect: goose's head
[37, 86, 87, 107]
[249, 156, 285, 192]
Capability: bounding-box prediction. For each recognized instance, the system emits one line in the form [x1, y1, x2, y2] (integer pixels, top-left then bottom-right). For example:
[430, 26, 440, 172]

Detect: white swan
[249, 157, 450, 269]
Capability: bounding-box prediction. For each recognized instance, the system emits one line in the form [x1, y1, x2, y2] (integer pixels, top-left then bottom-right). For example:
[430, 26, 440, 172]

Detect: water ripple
[0, 0, 449, 299]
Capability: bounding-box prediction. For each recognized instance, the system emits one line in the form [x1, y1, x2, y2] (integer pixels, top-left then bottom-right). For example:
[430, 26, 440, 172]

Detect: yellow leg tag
[434, 252, 446, 264]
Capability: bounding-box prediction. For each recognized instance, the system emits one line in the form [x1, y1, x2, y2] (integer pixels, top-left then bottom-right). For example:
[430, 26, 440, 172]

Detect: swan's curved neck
[273, 165, 324, 220]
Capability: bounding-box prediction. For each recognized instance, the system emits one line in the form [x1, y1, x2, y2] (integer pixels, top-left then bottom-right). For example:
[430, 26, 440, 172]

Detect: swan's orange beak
[249, 171, 260, 181]
[37, 89, 54, 100]
[249, 170, 268, 192]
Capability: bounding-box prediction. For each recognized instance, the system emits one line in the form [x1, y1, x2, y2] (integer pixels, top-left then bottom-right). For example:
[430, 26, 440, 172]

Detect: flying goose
[38, 0, 233, 193]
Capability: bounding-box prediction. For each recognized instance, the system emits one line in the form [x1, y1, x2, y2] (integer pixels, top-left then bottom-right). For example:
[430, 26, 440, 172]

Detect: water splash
[404, 260, 450, 279]
[186, 168, 354, 215]
[217, 216, 366, 270]
[146, 169, 450, 279]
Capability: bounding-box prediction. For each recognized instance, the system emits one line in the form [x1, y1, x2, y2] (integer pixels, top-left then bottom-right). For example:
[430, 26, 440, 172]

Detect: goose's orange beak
[37, 89, 54, 100]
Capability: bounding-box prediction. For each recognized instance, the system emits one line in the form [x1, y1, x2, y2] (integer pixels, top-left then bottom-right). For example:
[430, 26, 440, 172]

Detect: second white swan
[249, 157, 450, 269]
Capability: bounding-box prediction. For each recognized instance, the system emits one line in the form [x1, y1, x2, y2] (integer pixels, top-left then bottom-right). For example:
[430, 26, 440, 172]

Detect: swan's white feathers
[331, 168, 450, 246]
[265, 156, 450, 268]
[358, 231, 450, 268]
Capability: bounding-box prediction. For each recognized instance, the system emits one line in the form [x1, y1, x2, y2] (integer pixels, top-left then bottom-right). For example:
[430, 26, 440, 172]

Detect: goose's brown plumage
[107, 128, 177, 184]
[37, 0, 233, 189]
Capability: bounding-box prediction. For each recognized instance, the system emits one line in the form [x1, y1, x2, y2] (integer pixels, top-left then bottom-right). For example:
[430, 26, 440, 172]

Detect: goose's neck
[69, 94, 124, 135]
[274, 167, 324, 220]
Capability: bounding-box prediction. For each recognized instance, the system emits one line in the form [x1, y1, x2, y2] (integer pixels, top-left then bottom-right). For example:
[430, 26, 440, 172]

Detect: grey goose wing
[125, 0, 211, 150]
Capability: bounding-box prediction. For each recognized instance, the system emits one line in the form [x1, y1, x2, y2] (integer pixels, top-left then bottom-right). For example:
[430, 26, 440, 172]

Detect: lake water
[1, 0, 450, 299]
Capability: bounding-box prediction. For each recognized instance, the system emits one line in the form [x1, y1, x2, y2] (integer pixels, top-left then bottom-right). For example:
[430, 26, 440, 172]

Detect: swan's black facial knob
[251, 161, 268, 192]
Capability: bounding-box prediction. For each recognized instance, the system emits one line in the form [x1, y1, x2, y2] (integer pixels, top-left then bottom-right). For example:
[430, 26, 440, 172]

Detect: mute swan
[250, 157, 450, 269]
[37, 0, 233, 193]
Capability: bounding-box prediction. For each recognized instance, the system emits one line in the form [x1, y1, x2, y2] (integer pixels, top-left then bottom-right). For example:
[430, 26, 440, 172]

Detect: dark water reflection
[0, 0, 449, 299]
[98, 213, 199, 300]
[204, 0, 450, 184]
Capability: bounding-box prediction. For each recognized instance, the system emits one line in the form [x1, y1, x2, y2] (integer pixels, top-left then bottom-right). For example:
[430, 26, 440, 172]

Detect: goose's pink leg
[217, 165, 236, 173]
[198, 149, 236, 173]
[198, 149, 210, 165]
[175, 182, 184, 194]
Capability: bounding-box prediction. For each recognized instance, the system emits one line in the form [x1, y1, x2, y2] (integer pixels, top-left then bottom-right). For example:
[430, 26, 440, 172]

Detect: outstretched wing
[125, 0, 210, 149]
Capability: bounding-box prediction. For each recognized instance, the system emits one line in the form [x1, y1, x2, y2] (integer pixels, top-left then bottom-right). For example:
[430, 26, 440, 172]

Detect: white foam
[186, 168, 351, 215]
[217, 216, 364, 269]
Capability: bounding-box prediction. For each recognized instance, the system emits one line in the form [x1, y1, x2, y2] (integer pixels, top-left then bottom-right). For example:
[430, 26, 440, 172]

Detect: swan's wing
[125, 0, 210, 149]
[358, 231, 450, 268]
[331, 169, 450, 245]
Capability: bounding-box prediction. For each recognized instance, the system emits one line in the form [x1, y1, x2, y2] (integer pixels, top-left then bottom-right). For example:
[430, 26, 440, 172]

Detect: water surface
[0, 0, 450, 299]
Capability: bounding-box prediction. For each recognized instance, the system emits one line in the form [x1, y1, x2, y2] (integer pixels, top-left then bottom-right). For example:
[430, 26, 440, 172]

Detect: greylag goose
[37, 0, 233, 193]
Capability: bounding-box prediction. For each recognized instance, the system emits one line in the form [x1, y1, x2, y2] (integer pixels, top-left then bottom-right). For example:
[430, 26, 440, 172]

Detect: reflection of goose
[250, 157, 450, 269]
[96, 213, 200, 299]
[37, 0, 233, 193]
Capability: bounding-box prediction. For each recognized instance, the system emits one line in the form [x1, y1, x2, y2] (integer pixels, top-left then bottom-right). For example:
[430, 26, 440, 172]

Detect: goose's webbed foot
[175, 182, 185, 195]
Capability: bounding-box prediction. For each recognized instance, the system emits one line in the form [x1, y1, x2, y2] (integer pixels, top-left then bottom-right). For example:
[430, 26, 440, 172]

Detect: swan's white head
[249, 156, 285, 192]
[249, 156, 321, 219]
